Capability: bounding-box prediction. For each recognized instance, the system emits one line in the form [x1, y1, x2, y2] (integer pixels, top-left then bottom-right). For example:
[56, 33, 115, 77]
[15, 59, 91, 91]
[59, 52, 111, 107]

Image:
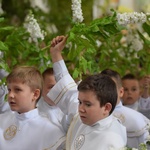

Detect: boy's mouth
[9, 101, 16, 105]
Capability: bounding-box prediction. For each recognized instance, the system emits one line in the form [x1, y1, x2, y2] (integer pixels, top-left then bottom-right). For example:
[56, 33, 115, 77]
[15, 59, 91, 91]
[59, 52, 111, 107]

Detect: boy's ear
[104, 103, 112, 114]
[119, 87, 124, 98]
[33, 89, 41, 101]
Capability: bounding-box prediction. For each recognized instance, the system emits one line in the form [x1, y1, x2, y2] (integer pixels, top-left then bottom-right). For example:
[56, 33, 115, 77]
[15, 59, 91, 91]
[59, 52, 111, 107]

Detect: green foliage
[64, 11, 150, 78]
[0, 17, 50, 73]
[65, 12, 126, 79]
[0, 1, 149, 81]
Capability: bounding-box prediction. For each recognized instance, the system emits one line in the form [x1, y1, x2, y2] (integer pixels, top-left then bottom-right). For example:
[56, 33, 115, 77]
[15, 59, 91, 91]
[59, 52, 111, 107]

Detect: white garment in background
[37, 97, 64, 132]
[0, 85, 10, 113]
[138, 97, 150, 119]
[114, 101, 150, 148]
[123, 97, 150, 119]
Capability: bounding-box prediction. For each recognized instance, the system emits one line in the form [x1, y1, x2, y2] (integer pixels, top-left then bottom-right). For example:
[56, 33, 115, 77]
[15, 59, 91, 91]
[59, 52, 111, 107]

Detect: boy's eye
[131, 87, 137, 91]
[124, 88, 128, 91]
[15, 88, 22, 92]
[86, 103, 91, 107]
[48, 85, 54, 90]
[7, 88, 11, 92]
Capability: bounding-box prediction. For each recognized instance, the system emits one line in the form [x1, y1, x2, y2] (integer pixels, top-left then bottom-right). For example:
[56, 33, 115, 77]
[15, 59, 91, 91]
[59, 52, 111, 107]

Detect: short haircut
[122, 73, 136, 80]
[6, 66, 43, 101]
[78, 73, 117, 114]
[42, 67, 54, 79]
[101, 69, 122, 89]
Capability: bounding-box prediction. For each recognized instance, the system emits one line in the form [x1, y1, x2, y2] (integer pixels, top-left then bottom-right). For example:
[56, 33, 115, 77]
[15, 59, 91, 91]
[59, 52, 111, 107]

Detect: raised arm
[47, 35, 78, 131]
[50, 35, 67, 63]
[49, 35, 68, 82]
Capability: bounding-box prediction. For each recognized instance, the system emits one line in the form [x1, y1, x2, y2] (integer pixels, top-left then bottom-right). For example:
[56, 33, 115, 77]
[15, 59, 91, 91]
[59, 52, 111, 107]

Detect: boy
[48, 35, 127, 149]
[37, 67, 65, 130]
[0, 66, 65, 150]
[0, 66, 69, 126]
[122, 74, 150, 119]
[66, 73, 127, 150]
[121, 73, 140, 110]
[101, 69, 150, 148]
[41, 67, 56, 106]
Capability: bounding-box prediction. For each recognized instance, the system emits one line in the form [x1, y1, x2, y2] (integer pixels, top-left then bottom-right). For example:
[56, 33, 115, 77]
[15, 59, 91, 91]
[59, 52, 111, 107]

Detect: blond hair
[6, 66, 43, 100]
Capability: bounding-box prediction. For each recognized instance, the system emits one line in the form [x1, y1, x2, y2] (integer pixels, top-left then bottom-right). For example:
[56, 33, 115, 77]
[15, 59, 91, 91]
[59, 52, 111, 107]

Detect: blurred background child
[122, 73, 150, 119]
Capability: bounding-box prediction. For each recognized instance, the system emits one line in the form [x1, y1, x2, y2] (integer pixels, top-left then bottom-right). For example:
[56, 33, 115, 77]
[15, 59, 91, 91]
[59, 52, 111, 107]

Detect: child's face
[78, 90, 111, 126]
[42, 74, 56, 100]
[7, 81, 38, 113]
[122, 79, 140, 105]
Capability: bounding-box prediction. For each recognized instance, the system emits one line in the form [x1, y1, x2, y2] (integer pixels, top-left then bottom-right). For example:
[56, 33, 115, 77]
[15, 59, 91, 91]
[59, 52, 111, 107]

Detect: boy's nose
[79, 104, 85, 113]
[127, 90, 132, 94]
[8, 92, 14, 98]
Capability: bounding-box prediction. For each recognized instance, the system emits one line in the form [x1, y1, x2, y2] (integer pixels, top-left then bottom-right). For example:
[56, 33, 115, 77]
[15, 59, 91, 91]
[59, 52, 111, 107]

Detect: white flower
[131, 38, 143, 51]
[96, 40, 102, 47]
[71, 0, 84, 23]
[24, 12, 45, 43]
[117, 12, 147, 26]
[29, 0, 49, 13]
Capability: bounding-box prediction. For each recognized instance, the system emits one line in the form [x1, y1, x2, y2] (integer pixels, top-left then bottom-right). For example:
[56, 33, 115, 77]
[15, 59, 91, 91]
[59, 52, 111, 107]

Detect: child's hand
[50, 35, 68, 54]
[143, 75, 150, 89]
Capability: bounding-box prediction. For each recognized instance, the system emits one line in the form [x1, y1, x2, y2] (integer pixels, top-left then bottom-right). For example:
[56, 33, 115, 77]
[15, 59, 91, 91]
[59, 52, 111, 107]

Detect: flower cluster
[117, 12, 147, 25]
[24, 12, 45, 44]
[125, 32, 143, 52]
[71, 0, 84, 23]
[29, 0, 49, 13]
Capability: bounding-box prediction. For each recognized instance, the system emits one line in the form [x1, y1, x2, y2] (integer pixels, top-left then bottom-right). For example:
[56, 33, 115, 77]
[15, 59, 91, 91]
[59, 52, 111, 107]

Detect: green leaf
[80, 57, 88, 74]
[90, 25, 99, 32]
[0, 41, 8, 50]
[143, 23, 150, 37]
[72, 68, 79, 79]
[0, 26, 14, 31]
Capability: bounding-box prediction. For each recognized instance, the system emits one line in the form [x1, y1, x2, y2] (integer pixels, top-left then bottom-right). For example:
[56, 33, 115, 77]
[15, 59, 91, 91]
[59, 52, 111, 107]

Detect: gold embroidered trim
[74, 134, 85, 150]
[4, 125, 17, 140]
[66, 114, 79, 150]
[54, 82, 77, 104]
